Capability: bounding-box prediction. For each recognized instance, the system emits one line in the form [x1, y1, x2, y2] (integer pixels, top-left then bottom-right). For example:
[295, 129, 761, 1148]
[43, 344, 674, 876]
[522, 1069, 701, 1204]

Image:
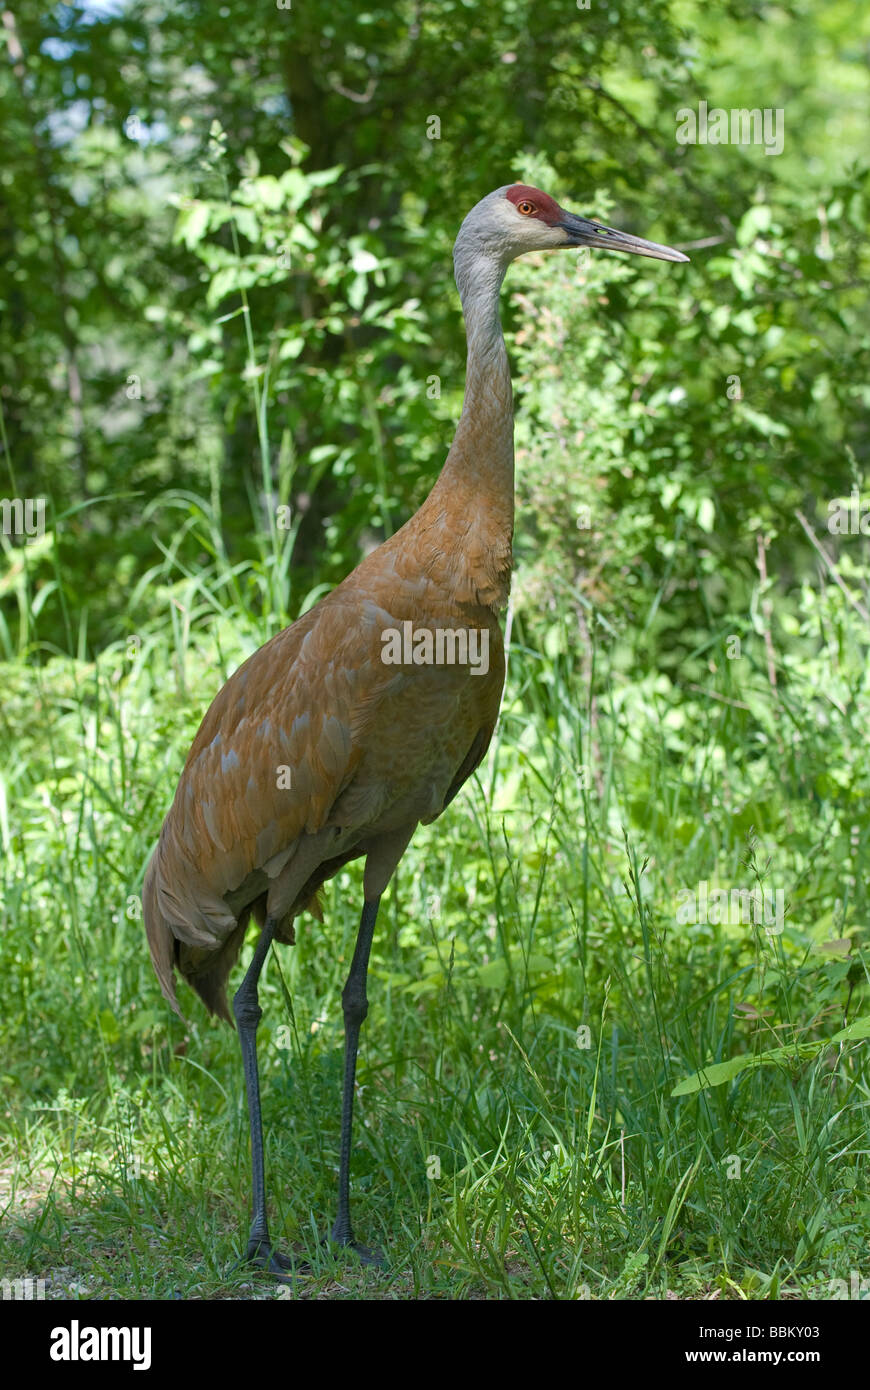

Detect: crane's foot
[233, 1237, 310, 1284]
[325, 1228, 386, 1267]
[345, 1241, 385, 1268]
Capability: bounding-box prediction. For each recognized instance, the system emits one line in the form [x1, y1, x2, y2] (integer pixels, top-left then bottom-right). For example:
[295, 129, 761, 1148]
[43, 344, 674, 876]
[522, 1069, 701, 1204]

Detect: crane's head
[459, 183, 689, 266]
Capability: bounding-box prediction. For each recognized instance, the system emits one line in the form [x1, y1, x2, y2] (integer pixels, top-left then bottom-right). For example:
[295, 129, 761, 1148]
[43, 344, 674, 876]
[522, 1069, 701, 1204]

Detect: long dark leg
[330, 896, 383, 1263]
[233, 915, 295, 1276]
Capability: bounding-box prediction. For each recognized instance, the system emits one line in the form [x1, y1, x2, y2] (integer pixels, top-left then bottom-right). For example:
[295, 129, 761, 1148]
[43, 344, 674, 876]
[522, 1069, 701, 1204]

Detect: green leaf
[173, 201, 209, 250]
[474, 953, 554, 989]
[672, 1016, 870, 1096]
[350, 248, 380, 274]
[98, 1009, 120, 1044]
[254, 176, 284, 210]
[830, 1015, 870, 1044]
[697, 496, 715, 532]
[737, 204, 772, 246]
[233, 207, 259, 243]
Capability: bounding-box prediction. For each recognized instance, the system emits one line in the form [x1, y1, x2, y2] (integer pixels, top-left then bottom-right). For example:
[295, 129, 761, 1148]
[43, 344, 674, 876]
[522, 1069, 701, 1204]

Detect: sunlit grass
[1, 498, 867, 1299]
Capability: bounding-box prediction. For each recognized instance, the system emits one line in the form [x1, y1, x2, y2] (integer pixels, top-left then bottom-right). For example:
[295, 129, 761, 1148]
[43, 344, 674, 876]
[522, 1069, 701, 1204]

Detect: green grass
[1, 496, 868, 1301]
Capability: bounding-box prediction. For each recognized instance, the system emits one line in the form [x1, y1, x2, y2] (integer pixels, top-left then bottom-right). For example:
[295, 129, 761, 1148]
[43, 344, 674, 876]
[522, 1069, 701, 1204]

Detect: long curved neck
[437, 246, 514, 518]
[389, 237, 514, 611]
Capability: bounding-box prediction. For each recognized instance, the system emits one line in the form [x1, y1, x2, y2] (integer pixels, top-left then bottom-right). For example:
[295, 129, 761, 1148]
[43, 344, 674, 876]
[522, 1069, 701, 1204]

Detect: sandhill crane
[143, 183, 688, 1276]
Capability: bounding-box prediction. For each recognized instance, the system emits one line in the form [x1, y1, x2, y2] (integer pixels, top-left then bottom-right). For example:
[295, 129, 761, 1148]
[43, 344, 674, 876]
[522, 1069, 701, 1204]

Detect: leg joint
[341, 987, 368, 1028]
[233, 986, 262, 1031]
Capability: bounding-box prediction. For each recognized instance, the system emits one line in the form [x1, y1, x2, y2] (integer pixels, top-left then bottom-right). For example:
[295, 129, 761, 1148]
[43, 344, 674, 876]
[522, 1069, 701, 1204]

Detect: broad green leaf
[174, 201, 209, 249]
[254, 176, 284, 210]
[350, 248, 380, 274]
[672, 1016, 870, 1096]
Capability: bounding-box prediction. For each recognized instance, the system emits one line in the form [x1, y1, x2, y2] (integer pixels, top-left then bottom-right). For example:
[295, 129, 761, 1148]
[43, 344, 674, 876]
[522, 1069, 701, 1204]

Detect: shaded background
[3, 0, 868, 655]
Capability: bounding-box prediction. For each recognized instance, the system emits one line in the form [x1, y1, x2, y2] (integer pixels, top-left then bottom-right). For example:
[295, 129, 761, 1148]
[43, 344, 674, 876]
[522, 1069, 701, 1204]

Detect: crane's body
[145, 511, 508, 1016]
[143, 184, 687, 1276]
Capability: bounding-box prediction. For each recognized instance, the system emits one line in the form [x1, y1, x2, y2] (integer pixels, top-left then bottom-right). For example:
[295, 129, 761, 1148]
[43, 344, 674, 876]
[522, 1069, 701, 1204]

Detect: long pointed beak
[558, 210, 689, 263]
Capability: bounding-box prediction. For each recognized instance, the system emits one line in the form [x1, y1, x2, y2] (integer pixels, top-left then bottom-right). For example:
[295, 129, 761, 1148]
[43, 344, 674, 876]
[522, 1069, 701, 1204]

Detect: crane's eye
[517, 200, 536, 215]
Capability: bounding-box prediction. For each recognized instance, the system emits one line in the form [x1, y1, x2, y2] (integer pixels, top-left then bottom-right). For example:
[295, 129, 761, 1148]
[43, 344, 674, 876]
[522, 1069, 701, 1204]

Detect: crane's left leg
[233, 914, 297, 1280]
[329, 895, 384, 1265]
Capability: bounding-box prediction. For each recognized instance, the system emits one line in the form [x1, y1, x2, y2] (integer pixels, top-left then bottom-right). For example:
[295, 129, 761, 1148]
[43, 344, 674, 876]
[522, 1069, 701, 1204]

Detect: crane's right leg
[233, 914, 296, 1279]
[329, 895, 384, 1265]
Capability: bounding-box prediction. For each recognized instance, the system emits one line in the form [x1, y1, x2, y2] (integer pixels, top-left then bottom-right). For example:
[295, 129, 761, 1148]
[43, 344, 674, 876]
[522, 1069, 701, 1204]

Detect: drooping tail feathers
[142, 847, 321, 1026]
[142, 848, 250, 1026]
